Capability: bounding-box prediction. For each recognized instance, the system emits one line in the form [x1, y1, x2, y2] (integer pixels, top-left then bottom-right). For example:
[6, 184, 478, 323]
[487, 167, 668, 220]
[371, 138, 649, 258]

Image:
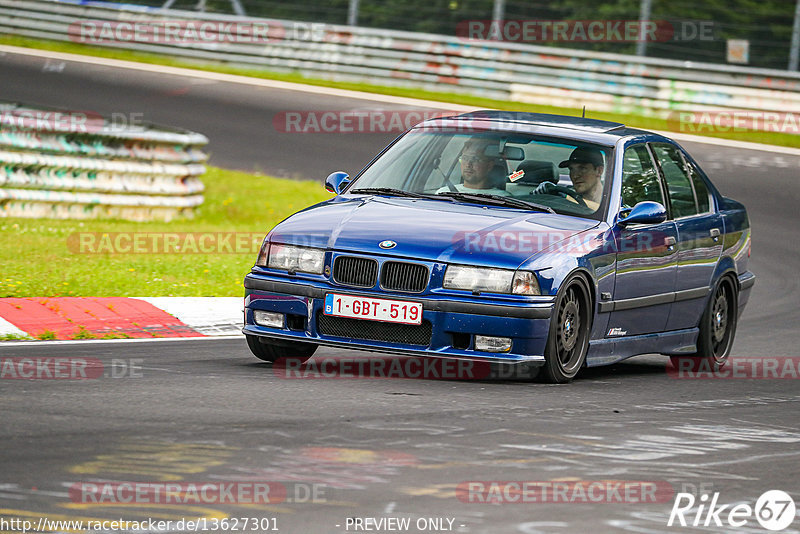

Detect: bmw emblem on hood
[379, 240, 397, 249]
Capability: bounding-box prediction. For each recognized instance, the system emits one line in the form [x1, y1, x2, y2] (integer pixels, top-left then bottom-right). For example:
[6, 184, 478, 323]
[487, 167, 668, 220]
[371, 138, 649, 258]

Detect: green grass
[100, 331, 134, 339]
[0, 333, 33, 341]
[0, 167, 331, 297]
[66, 326, 132, 339]
[2, 35, 799, 148]
[71, 325, 96, 339]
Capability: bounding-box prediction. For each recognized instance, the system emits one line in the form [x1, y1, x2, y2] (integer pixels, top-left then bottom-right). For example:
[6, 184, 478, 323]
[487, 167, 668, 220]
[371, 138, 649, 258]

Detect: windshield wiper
[436, 192, 555, 213]
[350, 187, 433, 199]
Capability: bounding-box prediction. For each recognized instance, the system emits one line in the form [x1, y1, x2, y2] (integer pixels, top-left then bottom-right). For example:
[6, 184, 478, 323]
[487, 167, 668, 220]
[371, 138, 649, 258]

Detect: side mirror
[325, 171, 350, 195]
[617, 201, 667, 227]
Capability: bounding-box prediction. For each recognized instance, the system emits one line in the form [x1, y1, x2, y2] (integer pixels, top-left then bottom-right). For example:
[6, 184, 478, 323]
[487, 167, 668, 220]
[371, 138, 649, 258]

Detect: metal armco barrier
[2, 0, 800, 130]
[0, 102, 207, 221]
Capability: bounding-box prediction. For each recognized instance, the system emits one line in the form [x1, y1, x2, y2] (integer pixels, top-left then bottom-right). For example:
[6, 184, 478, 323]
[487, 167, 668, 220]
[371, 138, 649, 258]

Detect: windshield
[346, 130, 613, 219]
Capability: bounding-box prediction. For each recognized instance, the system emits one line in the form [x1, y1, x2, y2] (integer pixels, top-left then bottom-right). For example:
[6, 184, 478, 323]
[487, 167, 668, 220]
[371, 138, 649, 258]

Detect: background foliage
[106, 0, 798, 69]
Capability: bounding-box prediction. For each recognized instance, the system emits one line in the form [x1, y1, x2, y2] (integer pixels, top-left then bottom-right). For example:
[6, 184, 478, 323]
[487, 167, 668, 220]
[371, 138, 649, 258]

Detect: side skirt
[586, 328, 699, 367]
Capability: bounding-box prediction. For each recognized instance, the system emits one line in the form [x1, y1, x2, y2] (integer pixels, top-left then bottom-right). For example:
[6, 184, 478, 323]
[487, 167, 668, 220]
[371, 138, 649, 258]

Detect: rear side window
[621, 144, 664, 208]
[651, 143, 698, 218]
[685, 160, 711, 213]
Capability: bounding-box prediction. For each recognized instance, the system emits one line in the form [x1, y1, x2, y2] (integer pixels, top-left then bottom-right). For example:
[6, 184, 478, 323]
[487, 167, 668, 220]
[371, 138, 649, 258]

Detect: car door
[649, 143, 723, 331]
[606, 143, 678, 337]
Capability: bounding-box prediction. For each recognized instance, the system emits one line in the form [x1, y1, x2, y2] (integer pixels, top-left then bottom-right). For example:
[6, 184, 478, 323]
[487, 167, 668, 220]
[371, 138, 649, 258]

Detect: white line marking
[0, 316, 28, 337]
[0, 44, 475, 111]
[639, 449, 800, 468]
[5, 44, 797, 155]
[138, 296, 243, 336]
[0, 334, 243, 347]
[652, 129, 800, 156]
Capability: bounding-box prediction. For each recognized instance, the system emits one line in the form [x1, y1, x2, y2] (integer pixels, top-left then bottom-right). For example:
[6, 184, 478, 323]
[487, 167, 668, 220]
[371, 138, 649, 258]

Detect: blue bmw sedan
[243, 111, 755, 383]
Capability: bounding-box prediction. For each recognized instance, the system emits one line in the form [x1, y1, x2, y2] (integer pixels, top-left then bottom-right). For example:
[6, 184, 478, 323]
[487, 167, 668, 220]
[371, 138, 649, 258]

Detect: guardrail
[0, 102, 207, 221]
[2, 0, 800, 130]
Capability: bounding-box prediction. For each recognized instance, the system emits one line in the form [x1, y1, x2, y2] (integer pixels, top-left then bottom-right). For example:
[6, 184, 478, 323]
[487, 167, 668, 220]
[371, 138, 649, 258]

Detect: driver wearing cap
[536, 147, 604, 211]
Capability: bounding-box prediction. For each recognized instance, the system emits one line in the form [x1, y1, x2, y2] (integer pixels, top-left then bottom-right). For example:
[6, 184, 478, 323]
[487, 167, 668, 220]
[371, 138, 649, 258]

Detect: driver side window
[621, 144, 664, 209]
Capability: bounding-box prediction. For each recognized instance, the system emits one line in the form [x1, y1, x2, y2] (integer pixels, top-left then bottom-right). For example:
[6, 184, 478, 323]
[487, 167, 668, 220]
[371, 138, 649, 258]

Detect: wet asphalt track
[0, 49, 799, 534]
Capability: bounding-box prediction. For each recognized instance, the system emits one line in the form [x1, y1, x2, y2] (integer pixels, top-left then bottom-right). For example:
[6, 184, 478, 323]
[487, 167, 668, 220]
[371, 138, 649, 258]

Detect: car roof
[416, 110, 666, 145]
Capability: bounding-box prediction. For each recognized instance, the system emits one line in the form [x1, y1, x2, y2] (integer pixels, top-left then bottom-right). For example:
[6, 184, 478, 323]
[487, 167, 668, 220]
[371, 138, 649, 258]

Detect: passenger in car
[437, 137, 510, 196]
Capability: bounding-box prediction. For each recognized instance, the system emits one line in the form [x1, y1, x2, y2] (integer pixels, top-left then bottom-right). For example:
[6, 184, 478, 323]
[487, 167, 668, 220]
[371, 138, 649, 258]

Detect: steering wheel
[534, 183, 588, 209]
[556, 185, 589, 208]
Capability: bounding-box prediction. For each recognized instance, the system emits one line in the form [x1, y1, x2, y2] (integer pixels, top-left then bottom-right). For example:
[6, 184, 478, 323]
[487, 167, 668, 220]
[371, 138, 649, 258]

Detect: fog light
[254, 310, 284, 328]
[475, 335, 512, 353]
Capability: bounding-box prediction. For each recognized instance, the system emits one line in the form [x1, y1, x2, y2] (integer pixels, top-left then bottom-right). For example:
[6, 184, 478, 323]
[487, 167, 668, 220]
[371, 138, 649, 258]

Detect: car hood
[269, 196, 599, 268]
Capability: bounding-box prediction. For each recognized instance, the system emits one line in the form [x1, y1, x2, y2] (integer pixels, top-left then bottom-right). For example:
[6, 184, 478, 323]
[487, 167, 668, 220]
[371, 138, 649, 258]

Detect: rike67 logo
[668, 490, 796, 531]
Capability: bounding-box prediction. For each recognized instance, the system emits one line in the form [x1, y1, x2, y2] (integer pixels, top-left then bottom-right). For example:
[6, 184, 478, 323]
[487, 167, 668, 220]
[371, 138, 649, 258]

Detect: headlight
[443, 266, 541, 295]
[512, 271, 540, 295]
[255, 238, 269, 267]
[443, 266, 514, 293]
[266, 244, 325, 274]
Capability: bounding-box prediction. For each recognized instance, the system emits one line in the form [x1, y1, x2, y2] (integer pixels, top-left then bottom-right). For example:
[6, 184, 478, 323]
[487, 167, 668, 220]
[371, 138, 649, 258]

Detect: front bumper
[243, 273, 554, 363]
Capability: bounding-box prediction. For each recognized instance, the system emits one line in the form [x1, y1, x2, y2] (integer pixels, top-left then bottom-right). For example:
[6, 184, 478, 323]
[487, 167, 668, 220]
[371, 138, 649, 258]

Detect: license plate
[324, 294, 423, 325]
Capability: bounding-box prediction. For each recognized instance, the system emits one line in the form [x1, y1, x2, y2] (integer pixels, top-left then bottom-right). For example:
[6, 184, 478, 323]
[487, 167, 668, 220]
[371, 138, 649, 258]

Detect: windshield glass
[346, 129, 613, 219]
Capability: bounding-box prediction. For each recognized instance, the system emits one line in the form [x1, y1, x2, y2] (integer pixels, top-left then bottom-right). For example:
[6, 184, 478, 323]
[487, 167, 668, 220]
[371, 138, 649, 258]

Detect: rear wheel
[540, 276, 592, 384]
[670, 277, 738, 372]
[245, 334, 317, 363]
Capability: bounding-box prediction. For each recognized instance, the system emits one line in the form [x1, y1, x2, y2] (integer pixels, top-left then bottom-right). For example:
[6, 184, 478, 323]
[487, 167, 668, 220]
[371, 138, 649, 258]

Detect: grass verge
[2, 35, 799, 149]
[0, 333, 34, 341]
[0, 166, 331, 297]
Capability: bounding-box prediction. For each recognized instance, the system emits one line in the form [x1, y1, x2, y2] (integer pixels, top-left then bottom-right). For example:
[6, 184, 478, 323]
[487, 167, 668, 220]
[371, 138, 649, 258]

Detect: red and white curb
[0, 297, 242, 340]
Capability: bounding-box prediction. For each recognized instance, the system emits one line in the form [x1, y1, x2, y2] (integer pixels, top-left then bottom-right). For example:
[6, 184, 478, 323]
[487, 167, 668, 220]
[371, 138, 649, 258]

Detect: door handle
[710, 228, 721, 241]
[664, 236, 676, 249]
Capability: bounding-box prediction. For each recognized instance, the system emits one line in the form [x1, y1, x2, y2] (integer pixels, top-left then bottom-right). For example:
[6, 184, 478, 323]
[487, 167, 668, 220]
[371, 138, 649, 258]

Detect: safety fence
[2, 0, 800, 131]
[0, 102, 207, 221]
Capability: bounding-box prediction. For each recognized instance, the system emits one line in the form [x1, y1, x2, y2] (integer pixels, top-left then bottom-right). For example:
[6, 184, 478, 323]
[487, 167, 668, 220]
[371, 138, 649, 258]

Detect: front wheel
[670, 277, 738, 372]
[540, 276, 592, 384]
[246, 334, 317, 363]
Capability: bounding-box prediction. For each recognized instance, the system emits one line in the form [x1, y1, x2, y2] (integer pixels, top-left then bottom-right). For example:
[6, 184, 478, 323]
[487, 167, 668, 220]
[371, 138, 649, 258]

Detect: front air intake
[332, 255, 378, 288]
[381, 261, 429, 293]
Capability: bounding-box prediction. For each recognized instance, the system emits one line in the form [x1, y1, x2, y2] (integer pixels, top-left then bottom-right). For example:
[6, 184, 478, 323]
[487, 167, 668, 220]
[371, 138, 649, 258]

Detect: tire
[540, 275, 592, 384]
[670, 277, 738, 372]
[245, 334, 317, 363]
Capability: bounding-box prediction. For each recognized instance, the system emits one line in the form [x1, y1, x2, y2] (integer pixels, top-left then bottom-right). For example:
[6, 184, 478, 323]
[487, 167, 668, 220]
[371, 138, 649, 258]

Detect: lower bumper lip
[242, 325, 546, 364]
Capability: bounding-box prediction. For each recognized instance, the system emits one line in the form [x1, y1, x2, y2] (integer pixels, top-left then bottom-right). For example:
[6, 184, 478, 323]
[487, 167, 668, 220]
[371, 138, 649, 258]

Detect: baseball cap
[558, 147, 604, 168]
